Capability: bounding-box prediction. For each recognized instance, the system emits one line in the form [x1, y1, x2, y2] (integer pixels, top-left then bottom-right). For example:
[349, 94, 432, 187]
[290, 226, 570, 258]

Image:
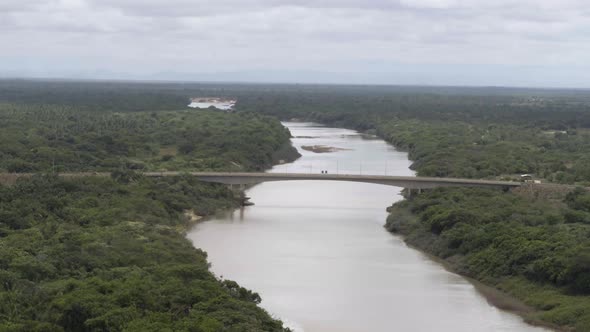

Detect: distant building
[188, 97, 237, 111]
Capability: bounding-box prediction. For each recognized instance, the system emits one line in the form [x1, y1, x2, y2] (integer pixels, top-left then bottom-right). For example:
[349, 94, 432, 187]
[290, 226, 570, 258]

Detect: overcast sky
[1, 0, 589, 87]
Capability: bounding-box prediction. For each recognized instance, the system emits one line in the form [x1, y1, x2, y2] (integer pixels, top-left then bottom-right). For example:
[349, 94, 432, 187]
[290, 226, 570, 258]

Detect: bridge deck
[144, 172, 522, 189]
[0, 171, 522, 189]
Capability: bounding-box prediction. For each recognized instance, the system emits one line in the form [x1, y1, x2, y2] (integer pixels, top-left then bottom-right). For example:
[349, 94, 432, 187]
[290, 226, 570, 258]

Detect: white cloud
[0, 0, 589, 86]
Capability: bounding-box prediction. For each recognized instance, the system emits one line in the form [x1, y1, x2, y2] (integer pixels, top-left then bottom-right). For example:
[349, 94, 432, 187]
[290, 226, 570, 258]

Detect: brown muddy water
[187, 122, 549, 332]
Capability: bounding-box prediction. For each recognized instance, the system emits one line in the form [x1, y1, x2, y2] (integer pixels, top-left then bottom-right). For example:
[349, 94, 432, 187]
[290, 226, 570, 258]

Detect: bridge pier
[227, 183, 253, 206]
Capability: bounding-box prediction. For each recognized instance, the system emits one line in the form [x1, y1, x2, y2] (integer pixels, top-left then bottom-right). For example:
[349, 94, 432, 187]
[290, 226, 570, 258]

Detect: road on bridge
[0, 171, 524, 190]
[143, 172, 523, 189]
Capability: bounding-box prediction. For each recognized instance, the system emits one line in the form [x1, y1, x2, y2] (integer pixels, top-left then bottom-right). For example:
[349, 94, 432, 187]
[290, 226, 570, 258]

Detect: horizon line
[2, 75, 590, 92]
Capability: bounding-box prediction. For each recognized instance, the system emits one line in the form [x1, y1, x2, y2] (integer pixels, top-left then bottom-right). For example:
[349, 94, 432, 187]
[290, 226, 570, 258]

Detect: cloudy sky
[2, 0, 589, 87]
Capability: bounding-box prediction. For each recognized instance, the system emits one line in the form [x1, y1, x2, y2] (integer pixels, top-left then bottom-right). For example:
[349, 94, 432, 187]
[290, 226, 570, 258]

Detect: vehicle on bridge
[521, 174, 541, 184]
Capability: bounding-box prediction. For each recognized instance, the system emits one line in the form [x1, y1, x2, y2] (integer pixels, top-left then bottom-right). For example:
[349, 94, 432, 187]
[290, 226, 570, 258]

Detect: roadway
[0, 171, 546, 190]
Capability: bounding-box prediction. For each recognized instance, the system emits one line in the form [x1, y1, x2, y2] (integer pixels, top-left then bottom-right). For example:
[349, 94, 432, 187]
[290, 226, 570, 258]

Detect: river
[187, 122, 548, 332]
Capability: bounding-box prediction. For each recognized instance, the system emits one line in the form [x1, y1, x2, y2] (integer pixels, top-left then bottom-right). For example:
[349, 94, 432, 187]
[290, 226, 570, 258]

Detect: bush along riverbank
[0, 104, 299, 173]
[237, 86, 590, 185]
[386, 187, 590, 331]
[0, 174, 291, 331]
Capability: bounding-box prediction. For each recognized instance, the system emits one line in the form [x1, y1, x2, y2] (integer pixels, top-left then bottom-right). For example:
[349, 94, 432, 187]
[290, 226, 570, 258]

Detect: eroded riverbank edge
[395, 235, 562, 331]
[181, 141, 302, 330]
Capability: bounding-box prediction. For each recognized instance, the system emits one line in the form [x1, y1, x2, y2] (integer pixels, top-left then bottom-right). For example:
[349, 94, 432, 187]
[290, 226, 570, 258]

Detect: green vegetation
[385, 188, 590, 331]
[0, 81, 298, 331]
[0, 175, 287, 331]
[376, 121, 590, 184]
[236, 85, 590, 184]
[0, 103, 297, 173]
[0, 80, 190, 112]
[3, 79, 590, 330]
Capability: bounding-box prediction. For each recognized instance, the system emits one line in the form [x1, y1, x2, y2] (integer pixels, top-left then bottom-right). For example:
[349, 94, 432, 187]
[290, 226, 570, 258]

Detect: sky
[1, 0, 590, 87]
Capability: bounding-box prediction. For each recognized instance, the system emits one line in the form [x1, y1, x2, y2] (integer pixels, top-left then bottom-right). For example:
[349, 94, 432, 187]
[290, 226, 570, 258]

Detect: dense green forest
[0, 103, 297, 173]
[376, 120, 590, 183]
[0, 175, 288, 331]
[0, 81, 298, 331]
[0, 80, 189, 112]
[386, 188, 590, 331]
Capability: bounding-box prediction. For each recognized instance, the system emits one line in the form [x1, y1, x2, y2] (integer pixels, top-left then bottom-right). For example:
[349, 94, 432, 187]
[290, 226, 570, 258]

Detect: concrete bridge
[0, 171, 523, 190]
[143, 172, 522, 190]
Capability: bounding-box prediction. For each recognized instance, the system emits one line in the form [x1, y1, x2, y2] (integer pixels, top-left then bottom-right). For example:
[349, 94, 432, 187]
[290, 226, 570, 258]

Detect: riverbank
[368, 126, 574, 331]
[387, 209, 570, 331]
[0, 175, 290, 331]
[188, 122, 548, 332]
[386, 188, 590, 332]
[276, 120, 582, 331]
[398, 231, 562, 331]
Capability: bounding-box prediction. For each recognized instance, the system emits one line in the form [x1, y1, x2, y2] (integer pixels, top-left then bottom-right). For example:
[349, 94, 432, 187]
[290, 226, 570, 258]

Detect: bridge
[142, 172, 522, 190]
[0, 171, 523, 189]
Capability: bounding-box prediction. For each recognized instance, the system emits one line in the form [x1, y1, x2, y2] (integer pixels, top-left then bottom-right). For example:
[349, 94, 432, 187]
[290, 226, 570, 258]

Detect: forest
[386, 187, 590, 331]
[0, 103, 297, 173]
[0, 80, 297, 331]
[0, 175, 288, 331]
